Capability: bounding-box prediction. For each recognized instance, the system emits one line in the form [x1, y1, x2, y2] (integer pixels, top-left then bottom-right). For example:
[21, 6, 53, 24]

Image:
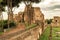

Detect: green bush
[9, 21, 16, 28]
[45, 19, 52, 24]
[0, 20, 16, 29]
[26, 23, 37, 30]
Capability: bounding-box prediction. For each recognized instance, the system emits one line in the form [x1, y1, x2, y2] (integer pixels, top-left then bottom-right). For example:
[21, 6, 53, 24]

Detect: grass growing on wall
[25, 23, 37, 31]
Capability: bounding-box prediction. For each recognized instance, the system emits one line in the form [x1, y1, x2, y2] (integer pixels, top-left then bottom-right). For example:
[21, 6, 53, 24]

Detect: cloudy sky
[3, 0, 60, 19]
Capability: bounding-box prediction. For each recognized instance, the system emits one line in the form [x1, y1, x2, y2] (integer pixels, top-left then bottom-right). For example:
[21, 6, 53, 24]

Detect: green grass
[25, 23, 37, 29]
[38, 26, 50, 40]
[0, 32, 3, 35]
[52, 27, 60, 40]
[25, 24, 37, 31]
[39, 26, 60, 40]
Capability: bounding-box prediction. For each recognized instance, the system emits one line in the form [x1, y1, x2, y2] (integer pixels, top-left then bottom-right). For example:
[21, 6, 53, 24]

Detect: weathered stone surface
[13, 12, 23, 23]
[9, 26, 41, 40]
[4, 6, 45, 40]
[52, 16, 60, 27]
[17, 23, 25, 30]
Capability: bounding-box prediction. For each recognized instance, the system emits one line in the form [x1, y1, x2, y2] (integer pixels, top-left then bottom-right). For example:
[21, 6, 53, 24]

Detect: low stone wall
[8, 26, 42, 40]
[0, 24, 46, 40]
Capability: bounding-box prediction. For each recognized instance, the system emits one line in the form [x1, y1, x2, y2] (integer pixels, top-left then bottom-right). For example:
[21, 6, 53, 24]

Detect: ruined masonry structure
[13, 12, 23, 23]
[52, 16, 60, 26]
[13, 5, 44, 26]
[24, 5, 44, 24]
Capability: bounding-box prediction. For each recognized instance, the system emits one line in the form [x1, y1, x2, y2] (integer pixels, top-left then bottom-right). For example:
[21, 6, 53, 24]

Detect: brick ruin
[13, 6, 44, 25]
[14, 5, 44, 29]
[13, 12, 23, 23]
[52, 16, 60, 26]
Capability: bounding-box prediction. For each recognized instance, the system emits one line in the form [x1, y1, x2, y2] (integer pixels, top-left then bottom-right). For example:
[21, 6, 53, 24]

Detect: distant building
[52, 16, 60, 26]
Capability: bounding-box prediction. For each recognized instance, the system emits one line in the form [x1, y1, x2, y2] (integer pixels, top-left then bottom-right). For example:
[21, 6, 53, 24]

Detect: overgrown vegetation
[0, 32, 3, 35]
[25, 23, 37, 30]
[0, 20, 16, 32]
[38, 26, 60, 40]
[45, 19, 52, 24]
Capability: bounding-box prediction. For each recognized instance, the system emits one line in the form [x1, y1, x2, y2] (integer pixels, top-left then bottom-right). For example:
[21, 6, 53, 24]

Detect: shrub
[45, 19, 52, 24]
[0, 20, 16, 29]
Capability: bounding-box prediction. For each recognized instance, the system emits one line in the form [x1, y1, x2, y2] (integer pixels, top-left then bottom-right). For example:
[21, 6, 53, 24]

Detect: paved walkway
[0, 28, 26, 40]
[0, 24, 47, 40]
[0, 24, 25, 40]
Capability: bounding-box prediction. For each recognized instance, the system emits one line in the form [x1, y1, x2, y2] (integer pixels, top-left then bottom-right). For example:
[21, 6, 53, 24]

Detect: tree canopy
[45, 19, 52, 24]
[21, 0, 41, 5]
[0, 0, 3, 2]
[21, 0, 41, 3]
[0, 0, 41, 7]
[0, 0, 21, 8]
[0, 0, 5, 11]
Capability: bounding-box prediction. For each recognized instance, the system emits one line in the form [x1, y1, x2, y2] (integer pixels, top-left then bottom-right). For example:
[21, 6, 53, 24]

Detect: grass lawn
[38, 26, 60, 40]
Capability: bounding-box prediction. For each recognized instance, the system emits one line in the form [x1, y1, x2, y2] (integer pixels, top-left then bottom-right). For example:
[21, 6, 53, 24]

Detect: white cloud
[3, 12, 8, 20]
[13, 3, 25, 14]
[39, 0, 60, 9]
[39, 0, 60, 19]
[2, 0, 60, 19]
[42, 9, 60, 19]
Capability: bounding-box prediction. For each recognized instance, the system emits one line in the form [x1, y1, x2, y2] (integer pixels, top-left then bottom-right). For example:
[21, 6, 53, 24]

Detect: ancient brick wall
[33, 7, 44, 23]
[52, 16, 60, 26]
[8, 25, 42, 40]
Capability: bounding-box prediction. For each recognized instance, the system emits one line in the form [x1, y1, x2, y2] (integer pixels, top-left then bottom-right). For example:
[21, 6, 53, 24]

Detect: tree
[0, 0, 5, 31]
[1, 0, 41, 28]
[0, 5, 3, 31]
[6, 0, 41, 25]
[46, 19, 52, 24]
[1, 0, 21, 29]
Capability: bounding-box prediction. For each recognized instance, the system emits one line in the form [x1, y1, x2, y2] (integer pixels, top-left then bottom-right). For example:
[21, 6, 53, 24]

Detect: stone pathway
[0, 24, 46, 40]
[0, 23, 25, 40]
